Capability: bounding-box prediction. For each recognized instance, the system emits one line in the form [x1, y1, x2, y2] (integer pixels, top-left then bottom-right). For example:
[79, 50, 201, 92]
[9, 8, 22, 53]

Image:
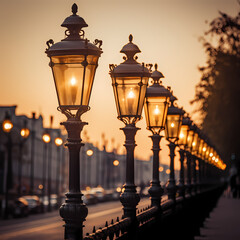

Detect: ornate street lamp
[144, 64, 171, 208]
[177, 114, 192, 197]
[45, 3, 102, 239]
[2, 112, 13, 219]
[165, 94, 184, 201]
[109, 34, 151, 223]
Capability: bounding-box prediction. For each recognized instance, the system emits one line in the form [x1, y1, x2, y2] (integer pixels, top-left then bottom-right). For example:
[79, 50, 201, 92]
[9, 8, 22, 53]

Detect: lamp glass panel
[178, 125, 189, 146]
[51, 55, 98, 107]
[165, 114, 182, 140]
[144, 96, 169, 133]
[112, 77, 148, 117]
[192, 133, 199, 152]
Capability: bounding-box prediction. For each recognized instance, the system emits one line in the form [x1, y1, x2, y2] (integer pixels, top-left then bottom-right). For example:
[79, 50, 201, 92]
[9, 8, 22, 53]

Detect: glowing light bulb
[192, 142, 196, 147]
[203, 147, 206, 152]
[70, 77, 77, 86]
[171, 123, 175, 128]
[209, 153, 213, 157]
[154, 105, 160, 115]
[127, 89, 135, 99]
[180, 133, 184, 139]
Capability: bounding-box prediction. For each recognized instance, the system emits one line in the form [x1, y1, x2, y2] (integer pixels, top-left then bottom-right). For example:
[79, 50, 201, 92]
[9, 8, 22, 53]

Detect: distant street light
[109, 34, 151, 226]
[2, 112, 13, 219]
[55, 136, 63, 207]
[45, 3, 102, 239]
[165, 94, 184, 201]
[18, 120, 30, 196]
[86, 149, 93, 156]
[144, 64, 171, 208]
[113, 159, 119, 166]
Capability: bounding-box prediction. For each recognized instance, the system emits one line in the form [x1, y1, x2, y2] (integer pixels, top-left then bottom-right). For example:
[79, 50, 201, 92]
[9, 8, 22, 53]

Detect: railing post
[148, 134, 163, 209]
[178, 148, 185, 198]
[166, 141, 176, 202]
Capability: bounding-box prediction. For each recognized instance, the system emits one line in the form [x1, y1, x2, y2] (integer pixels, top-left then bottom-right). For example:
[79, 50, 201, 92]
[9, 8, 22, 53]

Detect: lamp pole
[55, 136, 63, 207]
[2, 112, 13, 219]
[45, 3, 102, 239]
[30, 112, 36, 195]
[109, 34, 151, 227]
[18, 121, 30, 196]
[144, 64, 171, 208]
[165, 94, 184, 202]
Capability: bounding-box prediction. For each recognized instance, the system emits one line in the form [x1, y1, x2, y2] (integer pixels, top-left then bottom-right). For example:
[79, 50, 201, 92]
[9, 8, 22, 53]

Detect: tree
[191, 7, 240, 163]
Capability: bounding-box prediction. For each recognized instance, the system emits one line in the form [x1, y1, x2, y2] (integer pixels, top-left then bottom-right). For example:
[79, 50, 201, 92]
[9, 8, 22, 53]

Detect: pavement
[195, 189, 240, 240]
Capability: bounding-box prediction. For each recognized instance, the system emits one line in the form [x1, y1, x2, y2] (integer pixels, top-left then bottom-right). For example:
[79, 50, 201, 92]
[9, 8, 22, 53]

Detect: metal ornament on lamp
[109, 34, 151, 224]
[45, 3, 102, 240]
[144, 64, 171, 208]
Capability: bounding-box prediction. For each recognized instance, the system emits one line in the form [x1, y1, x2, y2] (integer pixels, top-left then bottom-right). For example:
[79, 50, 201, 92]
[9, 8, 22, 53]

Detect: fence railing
[83, 183, 226, 240]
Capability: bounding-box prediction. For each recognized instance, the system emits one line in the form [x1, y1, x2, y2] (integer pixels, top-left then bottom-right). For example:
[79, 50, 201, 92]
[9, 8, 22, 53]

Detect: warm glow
[179, 132, 184, 139]
[2, 120, 13, 133]
[38, 184, 43, 190]
[166, 169, 170, 174]
[192, 142, 196, 147]
[70, 76, 77, 86]
[55, 137, 63, 146]
[159, 166, 164, 172]
[86, 149, 94, 156]
[21, 128, 30, 138]
[127, 89, 135, 99]
[209, 152, 213, 157]
[154, 105, 160, 115]
[113, 160, 119, 166]
[171, 123, 175, 128]
[42, 133, 51, 143]
[116, 187, 122, 193]
[212, 156, 216, 161]
[203, 147, 206, 152]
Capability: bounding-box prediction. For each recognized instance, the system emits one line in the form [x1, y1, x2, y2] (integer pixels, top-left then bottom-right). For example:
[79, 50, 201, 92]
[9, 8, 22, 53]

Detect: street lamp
[18, 120, 30, 196]
[109, 34, 151, 223]
[55, 136, 63, 207]
[2, 112, 13, 219]
[177, 114, 192, 197]
[165, 94, 184, 201]
[144, 64, 171, 208]
[86, 149, 93, 187]
[45, 3, 102, 240]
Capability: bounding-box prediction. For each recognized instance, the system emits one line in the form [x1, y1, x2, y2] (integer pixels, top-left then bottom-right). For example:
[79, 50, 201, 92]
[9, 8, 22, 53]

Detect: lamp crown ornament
[151, 64, 165, 84]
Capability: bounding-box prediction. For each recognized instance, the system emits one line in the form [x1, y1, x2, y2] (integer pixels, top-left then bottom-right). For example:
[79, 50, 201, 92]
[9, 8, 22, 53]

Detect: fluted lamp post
[45, 3, 102, 240]
[144, 64, 171, 208]
[109, 34, 151, 223]
[165, 94, 184, 201]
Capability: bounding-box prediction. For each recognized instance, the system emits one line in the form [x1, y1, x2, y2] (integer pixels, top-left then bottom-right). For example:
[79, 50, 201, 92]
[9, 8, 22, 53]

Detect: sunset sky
[0, 0, 238, 167]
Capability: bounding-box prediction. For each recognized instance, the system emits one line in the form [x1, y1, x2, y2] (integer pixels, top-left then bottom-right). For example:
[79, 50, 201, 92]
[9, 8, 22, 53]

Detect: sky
[0, 0, 239, 167]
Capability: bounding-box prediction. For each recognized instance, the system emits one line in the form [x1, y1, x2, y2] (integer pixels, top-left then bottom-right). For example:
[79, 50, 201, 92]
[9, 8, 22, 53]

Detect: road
[0, 198, 151, 240]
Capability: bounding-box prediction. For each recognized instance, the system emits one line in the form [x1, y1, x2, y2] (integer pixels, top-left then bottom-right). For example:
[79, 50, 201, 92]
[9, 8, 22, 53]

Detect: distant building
[0, 106, 67, 216]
